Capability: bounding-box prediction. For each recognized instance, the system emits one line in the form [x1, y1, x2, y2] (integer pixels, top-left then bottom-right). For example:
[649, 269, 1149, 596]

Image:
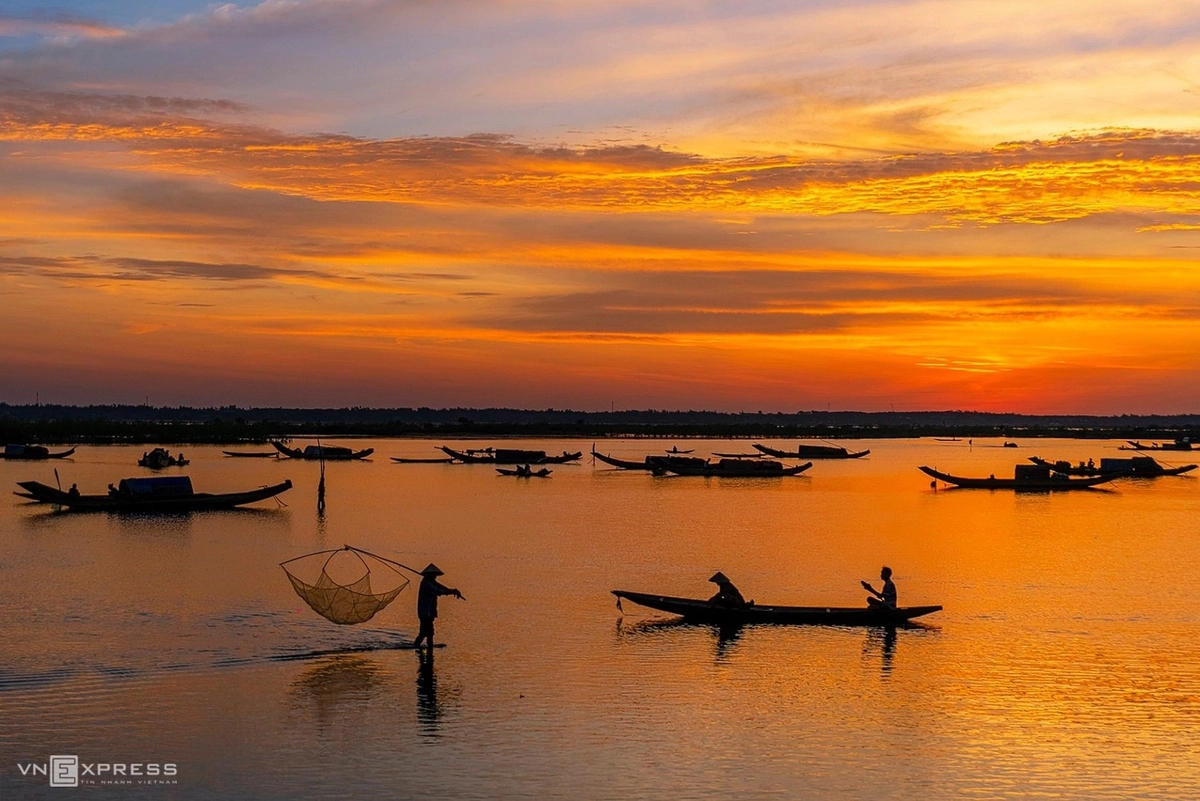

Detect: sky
[1, 0, 1199, 413]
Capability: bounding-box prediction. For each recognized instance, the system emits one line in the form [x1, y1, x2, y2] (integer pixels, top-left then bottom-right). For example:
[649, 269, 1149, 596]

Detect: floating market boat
[919, 464, 1115, 490]
[752, 443, 870, 459]
[14, 476, 293, 512]
[612, 590, 942, 626]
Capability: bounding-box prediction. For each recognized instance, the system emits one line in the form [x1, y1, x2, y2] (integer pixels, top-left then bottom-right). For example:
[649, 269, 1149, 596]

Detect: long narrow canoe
[613, 590, 942, 626]
[496, 467, 552, 477]
[1, 445, 77, 460]
[919, 465, 1115, 490]
[14, 477, 293, 512]
[753, 443, 870, 459]
[391, 456, 455, 464]
[223, 450, 280, 458]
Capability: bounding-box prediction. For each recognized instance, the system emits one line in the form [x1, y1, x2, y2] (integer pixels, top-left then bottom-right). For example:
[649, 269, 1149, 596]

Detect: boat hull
[920, 465, 1115, 490]
[753, 443, 869, 459]
[14, 479, 293, 512]
[271, 442, 373, 460]
[1, 445, 77, 460]
[613, 590, 941, 626]
[664, 459, 812, 477]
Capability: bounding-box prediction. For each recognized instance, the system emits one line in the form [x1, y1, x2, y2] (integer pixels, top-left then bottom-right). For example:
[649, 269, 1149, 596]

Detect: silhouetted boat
[391, 456, 455, 464]
[1122, 439, 1196, 452]
[138, 447, 189, 468]
[223, 450, 279, 458]
[612, 590, 942, 626]
[1, 444, 76, 460]
[440, 446, 581, 464]
[14, 476, 293, 512]
[664, 447, 694, 454]
[1030, 455, 1197, 477]
[1002, 441, 1018, 448]
[664, 458, 813, 477]
[591, 449, 708, 471]
[496, 466, 552, 477]
[752, 443, 870, 459]
[271, 442, 374, 460]
[919, 465, 1115, 490]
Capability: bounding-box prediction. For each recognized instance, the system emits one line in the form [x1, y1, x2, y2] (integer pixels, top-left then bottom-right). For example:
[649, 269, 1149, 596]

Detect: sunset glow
[2, 0, 1198, 412]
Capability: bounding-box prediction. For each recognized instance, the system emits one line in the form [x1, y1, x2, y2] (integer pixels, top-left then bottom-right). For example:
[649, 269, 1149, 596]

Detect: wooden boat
[391, 456, 455, 464]
[138, 447, 189, 468]
[752, 443, 870, 459]
[14, 476, 293, 512]
[271, 441, 374, 460]
[1030, 456, 1197, 478]
[1122, 439, 1196, 452]
[612, 590, 942, 627]
[591, 449, 708, 471]
[1, 444, 76, 460]
[664, 458, 813, 477]
[919, 465, 1115, 490]
[223, 450, 279, 458]
[441, 446, 581, 465]
[496, 466, 552, 477]
[664, 447, 694, 454]
[1002, 442, 1018, 448]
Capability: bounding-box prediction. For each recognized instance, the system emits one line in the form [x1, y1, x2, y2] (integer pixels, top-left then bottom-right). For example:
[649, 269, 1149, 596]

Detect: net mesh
[282, 547, 411, 625]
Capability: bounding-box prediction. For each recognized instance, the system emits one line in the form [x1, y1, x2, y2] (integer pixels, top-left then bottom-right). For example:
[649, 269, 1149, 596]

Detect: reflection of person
[707, 571, 747, 607]
[413, 564, 464, 650]
[862, 566, 897, 609]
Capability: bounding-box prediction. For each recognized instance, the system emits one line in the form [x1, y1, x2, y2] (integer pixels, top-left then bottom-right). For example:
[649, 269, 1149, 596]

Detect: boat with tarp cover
[591, 449, 708, 471]
[440, 446, 581, 465]
[612, 590, 941, 626]
[753, 442, 870, 459]
[663, 458, 812, 477]
[14, 475, 293, 512]
[2, 444, 76, 460]
[1029, 455, 1197, 478]
[919, 464, 1115, 490]
[271, 442, 374, 460]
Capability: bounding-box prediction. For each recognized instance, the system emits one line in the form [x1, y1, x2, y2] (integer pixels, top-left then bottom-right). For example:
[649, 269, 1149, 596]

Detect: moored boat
[591, 449, 708, 471]
[223, 450, 280, 458]
[1030, 455, 1197, 478]
[919, 464, 1115, 490]
[664, 458, 812, 477]
[441, 446, 581, 465]
[271, 441, 374, 460]
[612, 590, 942, 626]
[1, 444, 76, 460]
[752, 442, 870, 459]
[14, 476, 293, 512]
[1122, 438, 1196, 452]
[496, 466, 552, 477]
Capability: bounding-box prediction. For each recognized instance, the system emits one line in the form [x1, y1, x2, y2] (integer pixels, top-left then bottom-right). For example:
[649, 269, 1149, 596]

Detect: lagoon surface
[2, 438, 1198, 799]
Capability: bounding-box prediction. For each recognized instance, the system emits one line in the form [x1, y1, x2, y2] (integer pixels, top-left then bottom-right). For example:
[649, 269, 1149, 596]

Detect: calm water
[1, 438, 1198, 799]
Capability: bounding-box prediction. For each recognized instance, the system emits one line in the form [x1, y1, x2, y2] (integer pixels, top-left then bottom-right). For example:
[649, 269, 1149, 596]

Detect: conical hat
[709, 571, 729, 584]
[422, 563, 444, 576]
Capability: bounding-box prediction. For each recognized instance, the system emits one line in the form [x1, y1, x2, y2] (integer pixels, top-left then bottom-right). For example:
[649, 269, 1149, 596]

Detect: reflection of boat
[138, 447, 189, 468]
[591, 449, 708, 471]
[664, 458, 812, 477]
[612, 590, 941, 626]
[1122, 439, 1196, 452]
[272, 442, 374, 460]
[752, 443, 870, 459]
[496, 466, 552, 477]
[14, 476, 293, 512]
[919, 465, 1115, 490]
[1030, 456, 1197, 477]
[440, 446, 581, 464]
[223, 450, 279, 458]
[1, 444, 76, 460]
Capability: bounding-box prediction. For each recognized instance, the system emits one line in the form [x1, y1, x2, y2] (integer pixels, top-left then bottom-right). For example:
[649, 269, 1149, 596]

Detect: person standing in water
[413, 564, 464, 650]
[862, 566, 897, 609]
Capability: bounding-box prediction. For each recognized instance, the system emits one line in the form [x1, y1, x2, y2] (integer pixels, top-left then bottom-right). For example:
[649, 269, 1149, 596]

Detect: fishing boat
[138, 447, 189, 468]
[223, 450, 280, 458]
[1, 444, 76, 460]
[1030, 456, 1197, 478]
[612, 590, 942, 626]
[496, 466, 552, 477]
[14, 476, 293, 512]
[1121, 438, 1196, 452]
[591, 449, 709, 471]
[919, 464, 1115, 490]
[752, 442, 870, 459]
[440, 446, 581, 465]
[391, 456, 455, 464]
[271, 442, 374, 460]
[663, 458, 813, 477]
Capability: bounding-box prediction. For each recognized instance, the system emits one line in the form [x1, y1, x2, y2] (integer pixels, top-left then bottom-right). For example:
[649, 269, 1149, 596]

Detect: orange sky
[1, 1, 1198, 413]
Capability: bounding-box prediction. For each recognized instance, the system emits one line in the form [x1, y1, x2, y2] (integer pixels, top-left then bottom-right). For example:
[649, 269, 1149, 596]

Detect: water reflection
[615, 616, 745, 662]
[290, 655, 401, 731]
[863, 626, 898, 678]
[416, 649, 440, 736]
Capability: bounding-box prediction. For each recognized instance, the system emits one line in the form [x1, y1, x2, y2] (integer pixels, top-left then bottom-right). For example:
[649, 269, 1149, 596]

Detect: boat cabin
[117, 476, 195, 497]
[4, 444, 49, 458]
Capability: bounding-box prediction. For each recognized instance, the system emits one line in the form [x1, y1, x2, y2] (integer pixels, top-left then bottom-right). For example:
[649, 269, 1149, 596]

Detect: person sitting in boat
[68, 483, 80, 497]
[707, 572, 748, 607]
[862, 566, 897, 610]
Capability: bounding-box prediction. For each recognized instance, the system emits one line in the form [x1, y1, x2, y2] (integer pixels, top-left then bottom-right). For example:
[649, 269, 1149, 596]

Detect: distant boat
[440, 446, 581, 465]
[391, 456, 455, 464]
[223, 450, 279, 458]
[1002, 442, 1018, 448]
[1, 444, 76, 460]
[752, 443, 870, 459]
[919, 465, 1115, 490]
[14, 475, 293, 512]
[138, 447, 189, 468]
[1030, 455, 1197, 478]
[496, 465, 552, 477]
[1122, 439, 1196, 452]
[663, 458, 813, 478]
[271, 442, 374, 460]
[612, 590, 942, 626]
[591, 449, 708, 471]
[664, 446, 694, 454]
[932, 437, 961, 442]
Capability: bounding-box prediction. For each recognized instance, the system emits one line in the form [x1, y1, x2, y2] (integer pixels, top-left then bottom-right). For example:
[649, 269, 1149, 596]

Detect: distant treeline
[1, 404, 1197, 445]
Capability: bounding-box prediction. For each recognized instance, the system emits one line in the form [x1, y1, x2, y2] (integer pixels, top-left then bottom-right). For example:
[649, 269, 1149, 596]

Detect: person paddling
[707, 571, 748, 608]
[413, 564, 464, 650]
[862, 566, 897, 610]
